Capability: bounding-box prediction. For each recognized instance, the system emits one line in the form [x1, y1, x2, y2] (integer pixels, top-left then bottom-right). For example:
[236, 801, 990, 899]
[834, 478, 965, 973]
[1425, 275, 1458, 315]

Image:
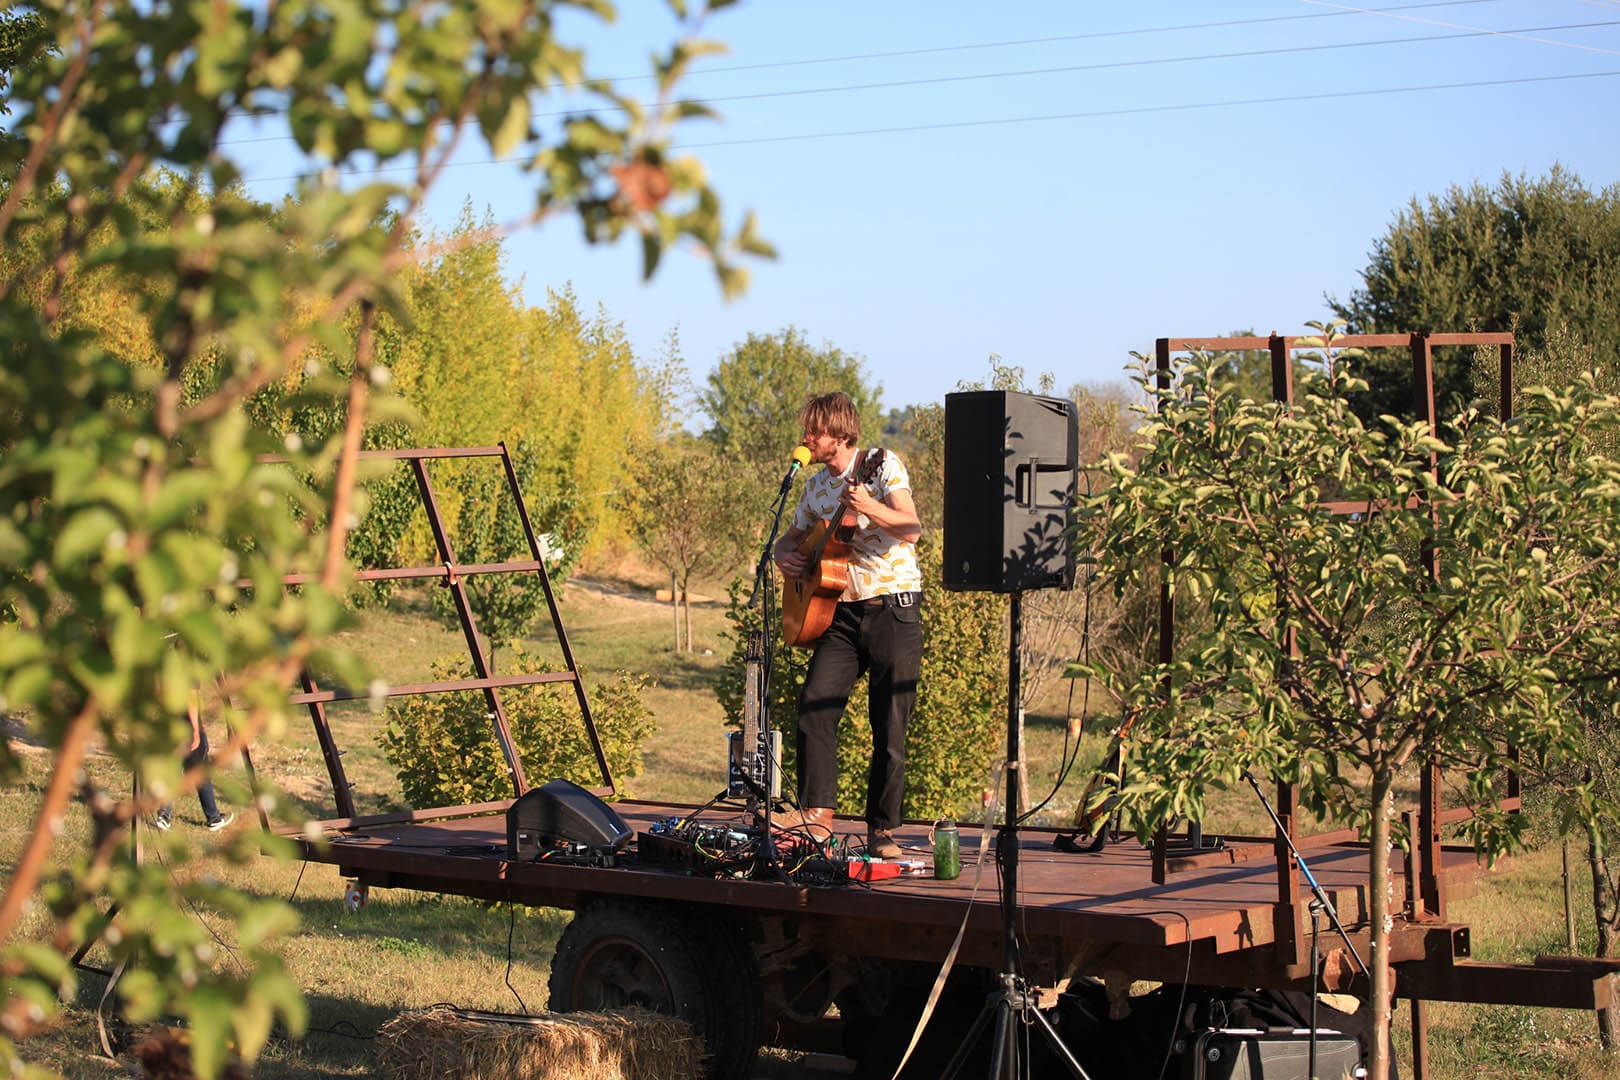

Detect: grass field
[3, 571, 1616, 1078]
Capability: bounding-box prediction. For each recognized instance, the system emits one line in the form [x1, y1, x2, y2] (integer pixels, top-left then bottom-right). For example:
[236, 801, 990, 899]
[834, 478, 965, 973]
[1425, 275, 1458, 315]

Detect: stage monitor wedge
[507, 778, 631, 861]
[942, 390, 1078, 593]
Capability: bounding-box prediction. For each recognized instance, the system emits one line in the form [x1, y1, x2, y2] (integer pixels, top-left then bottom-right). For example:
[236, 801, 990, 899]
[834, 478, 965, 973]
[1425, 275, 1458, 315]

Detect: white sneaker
[152, 812, 172, 831]
[207, 812, 234, 831]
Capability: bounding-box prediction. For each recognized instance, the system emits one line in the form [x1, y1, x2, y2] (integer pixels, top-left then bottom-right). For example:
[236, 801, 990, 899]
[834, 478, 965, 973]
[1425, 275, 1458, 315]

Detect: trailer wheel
[548, 900, 754, 1080]
[687, 907, 762, 1080]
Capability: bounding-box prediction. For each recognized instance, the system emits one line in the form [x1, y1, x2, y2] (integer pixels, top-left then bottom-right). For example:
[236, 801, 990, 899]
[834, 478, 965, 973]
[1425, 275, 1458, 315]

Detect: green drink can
[932, 820, 961, 880]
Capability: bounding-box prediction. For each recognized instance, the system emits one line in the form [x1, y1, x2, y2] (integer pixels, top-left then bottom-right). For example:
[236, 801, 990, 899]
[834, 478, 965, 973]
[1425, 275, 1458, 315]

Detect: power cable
[1300, 0, 1620, 54]
[670, 69, 1620, 151]
[634, 0, 1506, 82]
[581, 19, 1620, 112]
[240, 67, 1617, 183]
[214, 12, 1613, 150]
[503, 900, 530, 1015]
[1145, 910, 1197, 1080]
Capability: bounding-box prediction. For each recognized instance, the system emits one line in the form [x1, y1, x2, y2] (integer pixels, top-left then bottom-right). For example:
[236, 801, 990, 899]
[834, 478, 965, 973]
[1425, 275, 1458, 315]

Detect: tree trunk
[1585, 818, 1619, 1050]
[670, 571, 680, 651]
[1565, 841, 1579, 954]
[1367, 776, 1396, 1080]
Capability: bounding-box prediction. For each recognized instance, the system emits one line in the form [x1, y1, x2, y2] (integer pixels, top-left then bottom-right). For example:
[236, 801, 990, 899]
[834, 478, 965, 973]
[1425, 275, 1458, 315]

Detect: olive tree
[0, 0, 764, 1075]
[1080, 332, 1620, 1080]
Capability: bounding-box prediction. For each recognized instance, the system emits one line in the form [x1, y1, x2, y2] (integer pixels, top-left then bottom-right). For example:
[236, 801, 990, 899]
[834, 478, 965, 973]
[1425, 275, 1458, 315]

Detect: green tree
[513, 287, 669, 562]
[1474, 325, 1620, 1046]
[698, 326, 882, 485]
[1082, 332, 1620, 1080]
[0, 10, 48, 119]
[0, 1, 763, 1075]
[622, 434, 750, 650]
[1330, 166, 1620, 420]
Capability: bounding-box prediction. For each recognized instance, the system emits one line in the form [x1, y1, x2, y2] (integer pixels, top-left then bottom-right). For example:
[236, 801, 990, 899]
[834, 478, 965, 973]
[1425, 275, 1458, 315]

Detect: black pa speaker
[942, 390, 1078, 592]
[506, 778, 631, 860]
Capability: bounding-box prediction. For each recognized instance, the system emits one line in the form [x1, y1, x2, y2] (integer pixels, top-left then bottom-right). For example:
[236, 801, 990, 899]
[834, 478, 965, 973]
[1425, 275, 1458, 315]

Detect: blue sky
[245, 0, 1620, 415]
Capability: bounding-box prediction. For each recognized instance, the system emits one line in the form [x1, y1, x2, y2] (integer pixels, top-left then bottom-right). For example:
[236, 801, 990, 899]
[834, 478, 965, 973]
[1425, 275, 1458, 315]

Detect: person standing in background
[154, 692, 234, 832]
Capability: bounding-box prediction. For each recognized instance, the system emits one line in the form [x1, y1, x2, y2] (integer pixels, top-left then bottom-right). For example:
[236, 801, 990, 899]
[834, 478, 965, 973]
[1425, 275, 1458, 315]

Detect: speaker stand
[941, 591, 1090, 1080]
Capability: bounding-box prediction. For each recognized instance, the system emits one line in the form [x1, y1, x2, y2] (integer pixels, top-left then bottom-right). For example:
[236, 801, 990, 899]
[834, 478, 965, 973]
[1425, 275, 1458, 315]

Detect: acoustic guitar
[781, 449, 887, 648]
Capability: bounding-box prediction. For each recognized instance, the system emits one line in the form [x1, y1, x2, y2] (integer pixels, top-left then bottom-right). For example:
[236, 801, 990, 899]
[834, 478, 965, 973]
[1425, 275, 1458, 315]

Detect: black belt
[848, 591, 922, 609]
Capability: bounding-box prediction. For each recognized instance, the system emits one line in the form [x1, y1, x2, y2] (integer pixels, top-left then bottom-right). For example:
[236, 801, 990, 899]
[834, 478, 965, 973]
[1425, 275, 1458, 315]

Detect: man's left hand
[843, 479, 880, 518]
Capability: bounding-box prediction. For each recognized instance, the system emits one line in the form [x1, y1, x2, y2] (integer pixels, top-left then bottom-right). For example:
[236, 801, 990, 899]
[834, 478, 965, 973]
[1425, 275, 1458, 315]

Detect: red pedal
[850, 859, 903, 881]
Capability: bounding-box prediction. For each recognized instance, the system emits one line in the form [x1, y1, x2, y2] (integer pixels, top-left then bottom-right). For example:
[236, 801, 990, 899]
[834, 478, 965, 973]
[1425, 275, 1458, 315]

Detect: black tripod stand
[940, 591, 1091, 1080]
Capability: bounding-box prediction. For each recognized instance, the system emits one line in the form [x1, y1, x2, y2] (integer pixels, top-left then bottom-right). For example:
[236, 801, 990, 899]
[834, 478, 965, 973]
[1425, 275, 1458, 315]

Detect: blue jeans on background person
[155, 726, 230, 830]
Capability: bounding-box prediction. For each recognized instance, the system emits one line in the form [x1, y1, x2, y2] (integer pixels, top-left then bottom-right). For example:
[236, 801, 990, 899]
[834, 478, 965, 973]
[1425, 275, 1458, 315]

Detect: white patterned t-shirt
[791, 448, 923, 601]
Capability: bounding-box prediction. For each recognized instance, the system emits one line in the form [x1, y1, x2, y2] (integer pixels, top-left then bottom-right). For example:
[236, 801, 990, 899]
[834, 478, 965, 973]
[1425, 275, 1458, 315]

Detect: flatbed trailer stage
[284, 799, 1614, 1078]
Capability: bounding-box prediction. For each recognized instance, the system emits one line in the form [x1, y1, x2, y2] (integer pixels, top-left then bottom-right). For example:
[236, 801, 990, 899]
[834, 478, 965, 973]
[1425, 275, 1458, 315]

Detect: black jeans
[796, 597, 922, 830]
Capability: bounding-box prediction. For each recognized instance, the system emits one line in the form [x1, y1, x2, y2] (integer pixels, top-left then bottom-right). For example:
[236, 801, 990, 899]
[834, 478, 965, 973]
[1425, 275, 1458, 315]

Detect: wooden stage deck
[290, 799, 1510, 1000]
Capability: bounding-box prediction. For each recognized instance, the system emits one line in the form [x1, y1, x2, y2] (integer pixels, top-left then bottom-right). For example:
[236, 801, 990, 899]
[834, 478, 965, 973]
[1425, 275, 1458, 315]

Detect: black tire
[548, 899, 756, 1080]
[687, 907, 763, 1080]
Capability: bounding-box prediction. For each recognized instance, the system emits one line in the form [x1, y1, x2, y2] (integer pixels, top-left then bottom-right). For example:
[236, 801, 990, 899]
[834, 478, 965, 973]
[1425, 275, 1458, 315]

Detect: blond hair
[799, 391, 860, 446]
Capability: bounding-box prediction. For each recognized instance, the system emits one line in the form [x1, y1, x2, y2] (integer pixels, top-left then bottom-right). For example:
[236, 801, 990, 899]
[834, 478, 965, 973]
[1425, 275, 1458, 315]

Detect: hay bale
[375, 1006, 704, 1080]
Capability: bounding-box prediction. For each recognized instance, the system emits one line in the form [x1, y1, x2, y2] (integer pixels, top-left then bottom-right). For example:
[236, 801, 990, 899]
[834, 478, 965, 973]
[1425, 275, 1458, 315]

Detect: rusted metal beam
[288, 670, 578, 706]
[256, 446, 509, 463]
[1397, 958, 1617, 1009]
[1411, 998, 1431, 1080]
[1273, 780, 1302, 968]
[301, 670, 356, 819]
[1154, 331, 1514, 357]
[1269, 333, 1293, 405]
[242, 558, 546, 587]
[279, 799, 519, 835]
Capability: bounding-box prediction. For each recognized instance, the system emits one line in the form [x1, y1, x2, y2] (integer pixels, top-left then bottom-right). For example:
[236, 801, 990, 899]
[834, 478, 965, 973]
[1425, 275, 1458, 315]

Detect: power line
[610, 0, 1508, 82]
[613, 20, 1620, 111]
[1300, 0, 1620, 54]
[205, 0, 1516, 148]
[216, 15, 1619, 150]
[678, 70, 1620, 148]
[242, 68, 1620, 184]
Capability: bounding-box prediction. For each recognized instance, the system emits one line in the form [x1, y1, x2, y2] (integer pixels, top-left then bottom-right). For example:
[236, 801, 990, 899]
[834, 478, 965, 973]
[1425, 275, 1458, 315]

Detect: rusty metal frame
[257, 443, 613, 823]
[1145, 333, 1519, 948]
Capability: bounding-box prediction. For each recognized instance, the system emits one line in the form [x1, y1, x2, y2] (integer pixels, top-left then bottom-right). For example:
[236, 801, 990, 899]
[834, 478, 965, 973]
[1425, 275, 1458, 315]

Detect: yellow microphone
[778, 445, 813, 496]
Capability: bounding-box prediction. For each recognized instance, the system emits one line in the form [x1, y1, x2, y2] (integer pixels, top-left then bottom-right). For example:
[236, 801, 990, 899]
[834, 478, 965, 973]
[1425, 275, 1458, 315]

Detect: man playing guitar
[772, 391, 923, 859]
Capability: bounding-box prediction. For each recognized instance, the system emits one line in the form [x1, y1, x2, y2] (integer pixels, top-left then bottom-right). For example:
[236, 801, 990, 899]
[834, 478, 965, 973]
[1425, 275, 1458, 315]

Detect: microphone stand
[1241, 771, 1371, 1077]
[732, 460, 804, 884]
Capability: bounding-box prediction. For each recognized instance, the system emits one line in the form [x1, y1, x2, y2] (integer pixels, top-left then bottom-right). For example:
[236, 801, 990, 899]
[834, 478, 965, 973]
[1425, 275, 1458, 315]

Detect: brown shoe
[867, 828, 902, 860]
[768, 805, 834, 841]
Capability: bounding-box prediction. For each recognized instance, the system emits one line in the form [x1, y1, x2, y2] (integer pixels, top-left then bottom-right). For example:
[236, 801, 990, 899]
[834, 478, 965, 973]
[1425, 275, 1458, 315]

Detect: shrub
[379, 650, 655, 807]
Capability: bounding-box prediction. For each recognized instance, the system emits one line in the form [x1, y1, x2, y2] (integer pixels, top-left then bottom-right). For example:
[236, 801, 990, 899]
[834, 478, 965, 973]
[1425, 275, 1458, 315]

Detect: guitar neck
[742, 630, 764, 743]
[803, 448, 885, 568]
